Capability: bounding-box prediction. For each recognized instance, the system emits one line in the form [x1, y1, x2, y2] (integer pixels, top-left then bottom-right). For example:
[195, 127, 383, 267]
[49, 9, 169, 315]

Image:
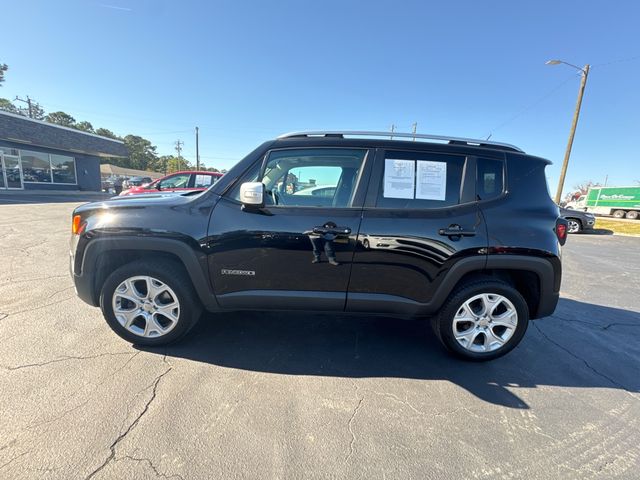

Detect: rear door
[346, 148, 489, 315]
[208, 147, 373, 311]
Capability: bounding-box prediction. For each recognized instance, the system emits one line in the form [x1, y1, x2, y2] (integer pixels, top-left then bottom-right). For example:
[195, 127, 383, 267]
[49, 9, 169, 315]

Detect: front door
[347, 148, 490, 315]
[1, 153, 24, 190]
[208, 147, 372, 311]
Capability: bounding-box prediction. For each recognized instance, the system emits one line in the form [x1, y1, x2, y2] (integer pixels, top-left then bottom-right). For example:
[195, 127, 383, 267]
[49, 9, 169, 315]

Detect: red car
[119, 171, 223, 196]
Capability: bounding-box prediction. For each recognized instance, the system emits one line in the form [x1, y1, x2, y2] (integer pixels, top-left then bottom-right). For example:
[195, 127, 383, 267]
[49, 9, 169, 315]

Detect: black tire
[613, 210, 626, 219]
[432, 279, 529, 362]
[100, 259, 202, 346]
[625, 210, 638, 220]
[566, 218, 582, 234]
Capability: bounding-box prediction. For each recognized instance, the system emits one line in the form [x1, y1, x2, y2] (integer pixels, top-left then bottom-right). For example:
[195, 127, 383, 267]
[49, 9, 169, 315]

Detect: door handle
[313, 226, 352, 235]
[438, 225, 476, 237]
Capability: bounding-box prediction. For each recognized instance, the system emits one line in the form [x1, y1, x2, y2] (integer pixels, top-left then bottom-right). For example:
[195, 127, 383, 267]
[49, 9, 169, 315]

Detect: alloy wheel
[112, 276, 180, 338]
[567, 219, 580, 233]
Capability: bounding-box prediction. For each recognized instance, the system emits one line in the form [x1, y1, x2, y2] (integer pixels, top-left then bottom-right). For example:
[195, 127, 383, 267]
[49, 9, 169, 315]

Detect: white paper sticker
[383, 159, 415, 199]
[416, 160, 447, 201]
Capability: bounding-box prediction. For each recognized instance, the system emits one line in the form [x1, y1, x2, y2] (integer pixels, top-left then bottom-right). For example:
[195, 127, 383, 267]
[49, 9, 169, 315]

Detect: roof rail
[277, 130, 524, 153]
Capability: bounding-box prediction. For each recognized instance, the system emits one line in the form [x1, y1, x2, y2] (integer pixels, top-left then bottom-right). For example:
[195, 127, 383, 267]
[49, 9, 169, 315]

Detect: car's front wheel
[100, 260, 202, 346]
[432, 280, 529, 361]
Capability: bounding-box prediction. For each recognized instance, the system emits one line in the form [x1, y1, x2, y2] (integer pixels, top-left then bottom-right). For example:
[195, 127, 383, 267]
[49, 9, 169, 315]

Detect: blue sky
[2, 0, 639, 195]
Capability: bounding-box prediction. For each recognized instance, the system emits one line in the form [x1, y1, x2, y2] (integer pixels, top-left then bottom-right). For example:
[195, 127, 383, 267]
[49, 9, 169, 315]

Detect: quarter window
[477, 158, 504, 200]
[376, 151, 465, 209]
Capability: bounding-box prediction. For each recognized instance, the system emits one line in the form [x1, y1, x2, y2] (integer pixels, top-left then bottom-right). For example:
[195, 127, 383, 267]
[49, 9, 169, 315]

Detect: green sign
[587, 187, 640, 208]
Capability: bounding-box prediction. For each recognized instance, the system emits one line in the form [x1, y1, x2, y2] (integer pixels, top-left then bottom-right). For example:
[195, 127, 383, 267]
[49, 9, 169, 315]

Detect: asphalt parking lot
[1, 201, 639, 479]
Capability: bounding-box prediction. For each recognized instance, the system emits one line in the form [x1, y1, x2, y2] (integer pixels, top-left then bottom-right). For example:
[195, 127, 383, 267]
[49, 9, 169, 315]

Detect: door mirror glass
[240, 182, 265, 207]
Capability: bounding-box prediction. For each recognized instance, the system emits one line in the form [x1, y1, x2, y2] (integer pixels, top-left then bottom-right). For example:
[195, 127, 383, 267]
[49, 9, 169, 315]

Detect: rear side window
[477, 158, 504, 200]
[376, 151, 465, 209]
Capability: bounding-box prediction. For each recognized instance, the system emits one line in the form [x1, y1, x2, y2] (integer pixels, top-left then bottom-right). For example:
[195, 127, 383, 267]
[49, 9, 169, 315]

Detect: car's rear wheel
[100, 260, 202, 346]
[613, 210, 626, 218]
[566, 218, 582, 233]
[432, 280, 529, 361]
[625, 210, 638, 220]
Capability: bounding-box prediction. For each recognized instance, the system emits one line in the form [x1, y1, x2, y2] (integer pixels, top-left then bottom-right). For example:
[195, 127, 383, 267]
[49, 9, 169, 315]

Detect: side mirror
[240, 182, 265, 208]
[156, 182, 162, 190]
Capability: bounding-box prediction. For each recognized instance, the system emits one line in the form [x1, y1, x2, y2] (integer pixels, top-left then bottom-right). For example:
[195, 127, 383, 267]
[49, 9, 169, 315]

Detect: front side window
[159, 173, 190, 189]
[376, 151, 465, 209]
[247, 148, 367, 208]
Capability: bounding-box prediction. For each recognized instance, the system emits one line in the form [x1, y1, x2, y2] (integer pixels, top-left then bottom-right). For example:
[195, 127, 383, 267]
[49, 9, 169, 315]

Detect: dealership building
[0, 111, 128, 192]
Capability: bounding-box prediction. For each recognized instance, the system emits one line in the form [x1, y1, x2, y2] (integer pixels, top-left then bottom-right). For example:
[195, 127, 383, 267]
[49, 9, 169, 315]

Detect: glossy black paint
[71, 135, 562, 320]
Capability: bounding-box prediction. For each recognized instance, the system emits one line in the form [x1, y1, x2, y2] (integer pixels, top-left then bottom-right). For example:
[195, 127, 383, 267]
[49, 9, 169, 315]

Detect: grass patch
[594, 218, 640, 235]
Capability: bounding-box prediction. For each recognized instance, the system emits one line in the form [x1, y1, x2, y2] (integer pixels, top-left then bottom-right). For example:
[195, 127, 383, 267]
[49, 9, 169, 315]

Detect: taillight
[556, 219, 568, 245]
[71, 215, 85, 235]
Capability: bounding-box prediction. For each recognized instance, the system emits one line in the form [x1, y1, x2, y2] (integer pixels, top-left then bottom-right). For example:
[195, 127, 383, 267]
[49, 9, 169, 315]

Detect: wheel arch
[80, 236, 218, 311]
[431, 255, 560, 319]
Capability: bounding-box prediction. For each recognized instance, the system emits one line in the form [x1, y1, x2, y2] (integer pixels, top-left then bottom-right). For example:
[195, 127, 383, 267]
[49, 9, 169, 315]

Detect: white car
[293, 185, 337, 198]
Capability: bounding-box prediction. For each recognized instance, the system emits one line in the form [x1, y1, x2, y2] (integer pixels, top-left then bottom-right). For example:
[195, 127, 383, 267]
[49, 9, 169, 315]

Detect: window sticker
[416, 160, 447, 201]
[384, 159, 415, 199]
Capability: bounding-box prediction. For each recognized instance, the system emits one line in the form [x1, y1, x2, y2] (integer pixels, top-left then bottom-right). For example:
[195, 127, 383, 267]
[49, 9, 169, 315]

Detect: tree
[75, 121, 95, 133]
[0, 97, 19, 114]
[159, 155, 191, 174]
[572, 180, 602, 195]
[123, 135, 158, 171]
[0, 63, 7, 86]
[95, 127, 120, 140]
[45, 111, 76, 127]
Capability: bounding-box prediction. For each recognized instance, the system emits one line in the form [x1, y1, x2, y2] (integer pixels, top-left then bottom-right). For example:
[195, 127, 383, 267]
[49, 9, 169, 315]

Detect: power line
[484, 74, 576, 138]
[592, 55, 640, 68]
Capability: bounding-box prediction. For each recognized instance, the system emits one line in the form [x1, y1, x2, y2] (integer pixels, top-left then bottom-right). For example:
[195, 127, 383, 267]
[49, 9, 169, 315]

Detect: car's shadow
[138, 298, 640, 409]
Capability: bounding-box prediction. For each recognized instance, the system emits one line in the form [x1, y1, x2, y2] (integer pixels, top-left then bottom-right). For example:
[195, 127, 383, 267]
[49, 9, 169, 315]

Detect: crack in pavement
[119, 455, 185, 480]
[84, 364, 173, 480]
[1, 352, 135, 371]
[3, 295, 75, 317]
[532, 322, 638, 400]
[552, 314, 640, 331]
[0, 451, 30, 472]
[0, 274, 69, 288]
[345, 382, 364, 464]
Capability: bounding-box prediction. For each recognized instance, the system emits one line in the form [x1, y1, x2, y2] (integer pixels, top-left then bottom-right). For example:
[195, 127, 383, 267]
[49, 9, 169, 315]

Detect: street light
[546, 59, 590, 204]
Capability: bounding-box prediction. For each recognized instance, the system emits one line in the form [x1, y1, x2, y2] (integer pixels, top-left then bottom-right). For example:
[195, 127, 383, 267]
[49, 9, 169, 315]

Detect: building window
[0, 146, 20, 156]
[51, 154, 77, 184]
[21, 150, 76, 184]
[21, 150, 52, 183]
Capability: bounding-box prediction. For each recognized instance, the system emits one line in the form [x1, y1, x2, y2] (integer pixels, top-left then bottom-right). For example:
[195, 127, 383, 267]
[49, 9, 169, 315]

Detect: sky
[2, 0, 639, 196]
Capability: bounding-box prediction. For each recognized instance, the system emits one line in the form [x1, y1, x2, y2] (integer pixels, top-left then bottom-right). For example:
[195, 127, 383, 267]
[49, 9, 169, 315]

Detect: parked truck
[565, 186, 640, 219]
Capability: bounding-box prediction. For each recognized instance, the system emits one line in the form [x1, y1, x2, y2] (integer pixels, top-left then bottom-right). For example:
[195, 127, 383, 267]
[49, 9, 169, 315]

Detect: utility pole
[174, 140, 184, 169]
[195, 127, 200, 171]
[390, 124, 396, 140]
[546, 60, 590, 204]
[411, 122, 417, 141]
[14, 95, 33, 118]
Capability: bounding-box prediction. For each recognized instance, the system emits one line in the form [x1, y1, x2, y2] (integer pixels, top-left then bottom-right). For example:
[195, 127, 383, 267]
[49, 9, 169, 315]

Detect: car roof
[169, 170, 223, 176]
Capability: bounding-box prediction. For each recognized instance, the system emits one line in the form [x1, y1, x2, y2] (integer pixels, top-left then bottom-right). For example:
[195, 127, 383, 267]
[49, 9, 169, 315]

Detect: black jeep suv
[70, 131, 566, 361]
